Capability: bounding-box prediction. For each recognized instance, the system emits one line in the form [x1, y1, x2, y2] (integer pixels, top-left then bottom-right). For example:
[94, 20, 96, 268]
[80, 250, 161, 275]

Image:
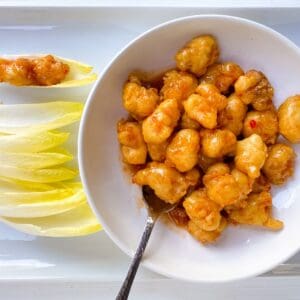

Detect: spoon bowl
[142, 185, 177, 219]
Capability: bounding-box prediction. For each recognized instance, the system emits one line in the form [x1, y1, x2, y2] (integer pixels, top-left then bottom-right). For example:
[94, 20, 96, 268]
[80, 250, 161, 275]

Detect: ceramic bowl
[79, 15, 300, 282]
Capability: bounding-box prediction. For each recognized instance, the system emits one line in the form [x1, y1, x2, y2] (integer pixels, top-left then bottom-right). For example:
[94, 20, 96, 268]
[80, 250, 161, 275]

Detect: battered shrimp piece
[183, 188, 221, 231]
[168, 206, 190, 227]
[278, 95, 300, 143]
[252, 174, 271, 193]
[0, 55, 69, 86]
[231, 168, 253, 200]
[200, 62, 244, 93]
[133, 162, 197, 204]
[200, 129, 237, 158]
[262, 143, 296, 185]
[235, 134, 267, 179]
[180, 112, 201, 130]
[160, 70, 198, 108]
[203, 163, 241, 207]
[183, 84, 227, 129]
[184, 168, 201, 187]
[142, 98, 180, 144]
[32, 55, 70, 86]
[198, 154, 223, 172]
[183, 94, 217, 129]
[117, 121, 147, 165]
[166, 129, 200, 172]
[243, 110, 278, 144]
[204, 162, 230, 177]
[175, 35, 219, 76]
[123, 75, 159, 120]
[229, 191, 283, 230]
[196, 83, 227, 110]
[188, 218, 227, 244]
[218, 93, 247, 136]
[234, 70, 274, 111]
[147, 140, 169, 162]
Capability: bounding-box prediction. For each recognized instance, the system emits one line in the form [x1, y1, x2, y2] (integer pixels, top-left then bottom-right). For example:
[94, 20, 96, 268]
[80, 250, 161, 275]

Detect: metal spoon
[116, 186, 177, 300]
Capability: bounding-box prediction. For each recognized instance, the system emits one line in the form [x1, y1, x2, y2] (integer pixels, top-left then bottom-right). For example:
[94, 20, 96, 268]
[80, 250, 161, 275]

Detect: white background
[1, 1, 300, 299]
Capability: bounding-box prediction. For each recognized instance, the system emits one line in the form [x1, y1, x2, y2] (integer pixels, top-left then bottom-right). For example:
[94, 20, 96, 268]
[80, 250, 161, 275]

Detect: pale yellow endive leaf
[0, 185, 73, 200]
[0, 176, 56, 192]
[1, 202, 102, 237]
[0, 165, 77, 183]
[56, 56, 97, 86]
[1, 54, 97, 87]
[0, 188, 86, 218]
[0, 151, 73, 169]
[55, 74, 98, 88]
[0, 102, 83, 134]
[0, 177, 82, 193]
[0, 131, 69, 153]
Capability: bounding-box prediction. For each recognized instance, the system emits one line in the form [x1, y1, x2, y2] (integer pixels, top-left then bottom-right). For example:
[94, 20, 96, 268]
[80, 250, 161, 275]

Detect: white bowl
[78, 15, 300, 282]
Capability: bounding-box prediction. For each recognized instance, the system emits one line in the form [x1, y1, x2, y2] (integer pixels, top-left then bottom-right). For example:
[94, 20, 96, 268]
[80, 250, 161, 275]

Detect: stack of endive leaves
[0, 58, 101, 237]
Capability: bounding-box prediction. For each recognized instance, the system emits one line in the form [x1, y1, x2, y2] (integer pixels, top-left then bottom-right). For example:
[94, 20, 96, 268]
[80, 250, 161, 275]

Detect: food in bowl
[116, 34, 298, 245]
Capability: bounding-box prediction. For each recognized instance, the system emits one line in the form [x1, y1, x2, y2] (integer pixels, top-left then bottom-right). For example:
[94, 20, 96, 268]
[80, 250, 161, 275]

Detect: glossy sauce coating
[201, 62, 244, 93]
[278, 95, 300, 143]
[262, 143, 296, 185]
[234, 70, 274, 111]
[117, 121, 147, 165]
[117, 34, 299, 245]
[165, 129, 200, 172]
[123, 75, 160, 120]
[243, 110, 278, 144]
[133, 162, 199, 204]
[235, 134, 267, 179]
[142, 98, 180, 144]
[176, 35, 219, 76]
[0, 55, 69, 86]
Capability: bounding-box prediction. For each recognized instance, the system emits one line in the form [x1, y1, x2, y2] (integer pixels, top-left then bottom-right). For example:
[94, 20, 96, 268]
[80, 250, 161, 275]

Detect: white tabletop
[0, 0, 299, 7]
[1, 1, 300, 299]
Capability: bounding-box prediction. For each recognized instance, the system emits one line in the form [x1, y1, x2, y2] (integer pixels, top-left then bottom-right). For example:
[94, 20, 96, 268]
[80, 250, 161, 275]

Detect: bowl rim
[78, 14, 300, 282]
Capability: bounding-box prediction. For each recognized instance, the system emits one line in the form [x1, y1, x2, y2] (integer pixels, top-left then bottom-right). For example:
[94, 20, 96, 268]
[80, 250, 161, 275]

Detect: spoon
[116, 185, 177, 300]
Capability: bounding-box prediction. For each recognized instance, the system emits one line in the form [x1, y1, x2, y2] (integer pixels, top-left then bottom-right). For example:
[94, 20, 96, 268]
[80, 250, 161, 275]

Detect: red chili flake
[250, 120, 257, 129]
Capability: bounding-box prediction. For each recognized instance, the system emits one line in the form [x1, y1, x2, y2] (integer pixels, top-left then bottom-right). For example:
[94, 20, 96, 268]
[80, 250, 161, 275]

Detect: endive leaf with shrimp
[0, 202, 101, 237]
[0, 151, 73, 169]
[0, 131, 69, 153]
[0, 54, 97, 87]
[0, 102, 83, 134]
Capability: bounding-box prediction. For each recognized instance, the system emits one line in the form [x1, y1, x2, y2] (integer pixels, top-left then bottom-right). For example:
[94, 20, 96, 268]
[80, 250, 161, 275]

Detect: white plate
[0, 5, 300, 284]
[80, 15, 300, 282]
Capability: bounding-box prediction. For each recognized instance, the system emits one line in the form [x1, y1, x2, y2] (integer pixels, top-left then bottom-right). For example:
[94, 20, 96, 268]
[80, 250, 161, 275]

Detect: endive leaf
[0, 131, 69, 153]
[55, 74, 97, 88]
[0, 177, 82, 193]
[53, 56, 97, 87]
[0, 188, 86, 218]
[0, 102, 83, 134]
[58, 182, 83, 190]
[0, 176, 56, 192]
[0, 151, 73, 169]
[1, 54, 97, 87]
[0, 165, 77, 183]
[1, 202, 101, 237]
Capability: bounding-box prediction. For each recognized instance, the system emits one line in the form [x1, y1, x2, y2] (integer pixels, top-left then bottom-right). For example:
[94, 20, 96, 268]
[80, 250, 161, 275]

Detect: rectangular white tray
[0, 5, 300, 294]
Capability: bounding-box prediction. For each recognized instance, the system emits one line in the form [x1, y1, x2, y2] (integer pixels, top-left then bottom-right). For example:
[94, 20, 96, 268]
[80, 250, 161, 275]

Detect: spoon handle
[116, 216, 156, 300]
